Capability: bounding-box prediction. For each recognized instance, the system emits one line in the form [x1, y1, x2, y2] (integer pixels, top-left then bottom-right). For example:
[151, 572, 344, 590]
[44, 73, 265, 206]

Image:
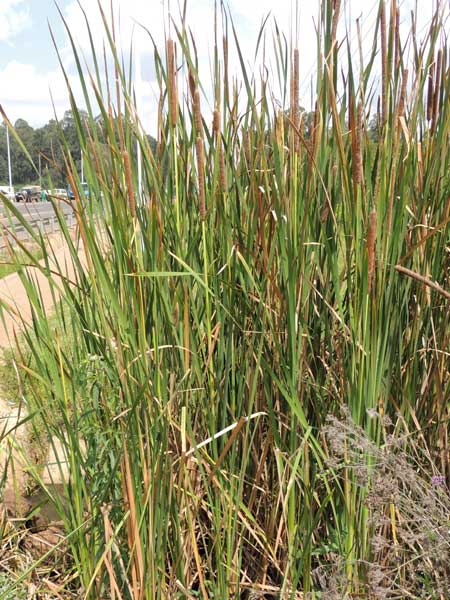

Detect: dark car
[15, 186, 41, 202]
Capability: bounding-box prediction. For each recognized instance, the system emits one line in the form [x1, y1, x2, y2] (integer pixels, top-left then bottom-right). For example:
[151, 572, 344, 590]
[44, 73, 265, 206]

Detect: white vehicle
[0, 185, 15, 201]
[52, 188, 68, 198]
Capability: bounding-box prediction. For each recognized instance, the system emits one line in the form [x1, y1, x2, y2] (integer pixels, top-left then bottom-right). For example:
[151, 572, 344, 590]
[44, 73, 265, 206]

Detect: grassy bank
[1, 0, 449, 598]
[0, 248, 45, 279]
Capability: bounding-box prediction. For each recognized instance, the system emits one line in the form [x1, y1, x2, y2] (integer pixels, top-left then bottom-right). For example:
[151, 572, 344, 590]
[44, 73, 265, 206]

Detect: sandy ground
[0, 232, 83, 518]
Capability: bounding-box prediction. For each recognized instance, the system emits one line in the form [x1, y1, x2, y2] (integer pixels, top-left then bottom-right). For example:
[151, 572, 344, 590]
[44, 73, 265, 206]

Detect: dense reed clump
[1, 0, 449, 598]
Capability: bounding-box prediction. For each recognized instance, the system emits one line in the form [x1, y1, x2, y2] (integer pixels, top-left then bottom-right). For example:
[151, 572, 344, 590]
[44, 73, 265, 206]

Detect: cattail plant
[394, 7, 400, 72]
[426, 60, 435, 122]
[431, 48, 442, 132]
[189, 75, 206, 219]
[166, 38, 178, 127]
[331, 0, 341, 43]
[397, 68, 408, 118]
[292, 48, 300, 151]
[213, 107, 227, 193]
[1, 1, 449, 599]
[352, 100, 363, 187]
[380, 0, 388, 125]
[122, 149, 136, 218]
[196, 136, 206, 220]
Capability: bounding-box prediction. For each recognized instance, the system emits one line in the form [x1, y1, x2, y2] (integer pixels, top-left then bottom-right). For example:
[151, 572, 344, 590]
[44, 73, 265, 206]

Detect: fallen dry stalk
[394, 265, 450, 301]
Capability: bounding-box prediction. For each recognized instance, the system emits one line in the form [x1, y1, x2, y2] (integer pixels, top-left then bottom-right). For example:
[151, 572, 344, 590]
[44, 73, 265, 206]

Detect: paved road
[0, 201, 75, 248]
[1, 200, 73, 220]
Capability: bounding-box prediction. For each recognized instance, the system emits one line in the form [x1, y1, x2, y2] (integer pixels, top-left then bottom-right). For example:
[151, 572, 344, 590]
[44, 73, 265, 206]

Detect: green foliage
[1, 0, 449, 598]
[0, 574, 27, 600]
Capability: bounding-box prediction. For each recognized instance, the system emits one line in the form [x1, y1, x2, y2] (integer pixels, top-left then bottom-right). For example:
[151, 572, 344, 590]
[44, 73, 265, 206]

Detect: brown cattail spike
[380, 1, 387, 126]
[431, 49, 442, 132]
[213, 107, 226, 192]
[310, 101, 319, 159]
[426, 61, 434, 122]
[331, 0, 341, 43]
[367, 209, 377, 292]
[394, 7, 400, 72]
[219, 144, 226, 193]
[122, 150, 135, 218]
[293, 49, 300, 151]
[398, 69, 408, 118]
[289, 61, 295, 147]
[167, 39, 178, 127]
[188, 68, 196, 100]
[193, 90, 202, 134]
[196, 137, 206, 220]
[353, 101, 363, 186]
[213, 109, 221, 137]
[223, 35, 229, 103]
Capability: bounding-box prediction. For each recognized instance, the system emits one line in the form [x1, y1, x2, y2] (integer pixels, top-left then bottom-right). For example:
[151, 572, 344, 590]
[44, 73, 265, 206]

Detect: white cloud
[0, 0, 446, 129]
[49, 0, 449, 130]
[0, 60, 80, 126]
[0, 0, 31, 42]
[0, 61, 66, 104]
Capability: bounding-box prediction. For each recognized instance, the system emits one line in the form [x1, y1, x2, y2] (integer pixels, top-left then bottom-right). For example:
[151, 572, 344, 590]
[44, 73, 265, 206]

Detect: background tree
[1, 111, 156, 189]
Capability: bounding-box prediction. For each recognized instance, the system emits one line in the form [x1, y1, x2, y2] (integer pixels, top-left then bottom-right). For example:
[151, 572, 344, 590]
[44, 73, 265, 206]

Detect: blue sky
[0, 0, 442, 133]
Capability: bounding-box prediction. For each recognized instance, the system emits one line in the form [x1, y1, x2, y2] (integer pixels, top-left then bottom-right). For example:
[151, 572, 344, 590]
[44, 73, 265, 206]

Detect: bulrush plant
[1, 0, 449, 597]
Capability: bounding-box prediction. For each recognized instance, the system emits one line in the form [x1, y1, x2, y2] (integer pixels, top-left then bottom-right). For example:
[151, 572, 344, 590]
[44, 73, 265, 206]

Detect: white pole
[6, 126, 12, 189]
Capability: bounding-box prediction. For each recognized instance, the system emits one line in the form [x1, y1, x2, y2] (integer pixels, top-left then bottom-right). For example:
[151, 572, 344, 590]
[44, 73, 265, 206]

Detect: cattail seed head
[219, 144, 226, 193]
[289, 65, 295, 145]
[193, 89, 202, 134]
[188, 68, 196, 100]
[122, 150, 135, 218]
[320, 202, 330, 224]
[166, 39, 178, 127]
[367, 209, 377, 292]
[398, 69, 408, 118]
[394, 8, 400, 72]
[331, 0, 341, 42]
[426, 61, 434, 122]
[431, 49, 442, 131]
[380, 1, 387, 125]
[293, 49, 299, 119]
[223, 36, 229, 102]
[196, 136, 206, 220]
[293, 49, 300, 151]
[213, 108, 221, 137]
[311, 101, 319, 151]
[353, 101, 363, 186]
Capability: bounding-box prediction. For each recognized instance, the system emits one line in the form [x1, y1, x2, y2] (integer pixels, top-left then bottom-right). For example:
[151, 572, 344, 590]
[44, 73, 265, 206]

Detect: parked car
[15, 186, 41, 202]
[41, 188, 68, 201]
[53, 188, 68, 199]
[0, 185, 15, 201]
[67, 182, 89, 200]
